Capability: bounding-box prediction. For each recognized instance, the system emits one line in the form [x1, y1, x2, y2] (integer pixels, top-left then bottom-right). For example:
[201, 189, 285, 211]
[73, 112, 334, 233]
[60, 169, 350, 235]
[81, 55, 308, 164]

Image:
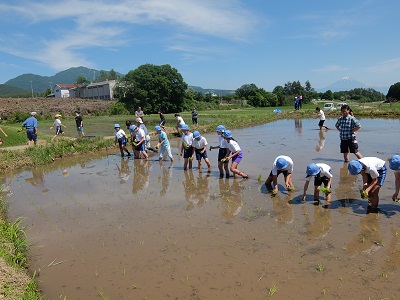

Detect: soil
[0, 97, 115, 119]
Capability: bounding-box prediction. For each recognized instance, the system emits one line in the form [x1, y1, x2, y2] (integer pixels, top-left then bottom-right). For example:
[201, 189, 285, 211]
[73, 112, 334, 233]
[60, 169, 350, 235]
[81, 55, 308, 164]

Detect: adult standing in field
[191, 108, 198, 125]
[135, 107, 145, 122]
[22, 112, 38, 146]
[335, 105, 362, 162]
[75, 111, 84, 137]
[175, 113, 185, 133]
[158, 110, 166, 129]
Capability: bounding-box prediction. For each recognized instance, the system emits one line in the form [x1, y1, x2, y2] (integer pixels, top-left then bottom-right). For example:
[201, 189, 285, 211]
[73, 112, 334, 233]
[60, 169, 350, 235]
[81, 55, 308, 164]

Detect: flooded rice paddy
[2, 118, 400, 299]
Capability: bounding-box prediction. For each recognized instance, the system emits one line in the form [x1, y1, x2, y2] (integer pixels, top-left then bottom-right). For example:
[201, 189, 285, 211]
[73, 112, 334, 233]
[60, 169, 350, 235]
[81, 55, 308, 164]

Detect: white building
[69, 80, 117, 100]
[54, 84, 76, 98]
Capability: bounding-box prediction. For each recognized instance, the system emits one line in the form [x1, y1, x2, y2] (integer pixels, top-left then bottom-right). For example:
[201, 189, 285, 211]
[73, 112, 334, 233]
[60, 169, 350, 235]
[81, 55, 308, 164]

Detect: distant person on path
[114, 123, 131, 157]
[315, 107, 329, 130]
[158, 111, 166, 129]
[175, 113, 185, 133]
[155, 125, 174, 162]
[135, 107, 145, 122]
[74, 111, 84, 137]
[335, 105, 362, 162]
[348, 157, 386, 213]
[180, 124, 194, 170]
[221, 130, 248, 179]
[302, 163, 333, 204]
[298, 95, 303, 109]
[192, 131, 211, 172]
[22, 111, 38, 146]
[191, 108, 198, 124]
[50, 114, 66, 141]
[388, 155, 400, 201]
[265, 155, 294, 195]
[210, 125, 230, 178]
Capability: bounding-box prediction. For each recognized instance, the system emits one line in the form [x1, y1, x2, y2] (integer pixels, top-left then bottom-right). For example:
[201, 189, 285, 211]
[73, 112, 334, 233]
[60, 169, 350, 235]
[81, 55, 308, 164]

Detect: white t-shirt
[193, 136, 207, 150]
[177, 116, 185, 125]
[306, 163, 333, 182]
[218, 135, 228, 148]
[359, 157, 386, 179]
[54, 119, 62, 127]
[135, 128, 145, 142]
[226, 140, 241, 153]
[318, 110, 326, 121]
[115, 129, 126, 139]
[182, 132, 193, 147]
[272, 155, 294, 175]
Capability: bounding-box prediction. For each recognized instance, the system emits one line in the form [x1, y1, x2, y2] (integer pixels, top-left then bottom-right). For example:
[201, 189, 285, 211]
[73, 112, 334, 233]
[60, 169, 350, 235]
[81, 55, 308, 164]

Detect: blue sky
[0, 0, 399, 91]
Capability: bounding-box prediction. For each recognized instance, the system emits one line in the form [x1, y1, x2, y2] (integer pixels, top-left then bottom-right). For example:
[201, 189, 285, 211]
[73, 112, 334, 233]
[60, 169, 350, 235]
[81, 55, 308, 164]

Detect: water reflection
[271, 194, 294, 226]
[302, 205, 331, 243]
[315, 130, 326, 152]
[0, 174, 14, 196]
[132, 159, 150, 194]
[334, 162, 358, 207]
[183, 170, 196, 210]
[116, 157, 130, 184]
[25, 167, 49, 193]
[158, 161, 173, 196]
[294, 119, 302, 136]
[219, 178, 243, 221]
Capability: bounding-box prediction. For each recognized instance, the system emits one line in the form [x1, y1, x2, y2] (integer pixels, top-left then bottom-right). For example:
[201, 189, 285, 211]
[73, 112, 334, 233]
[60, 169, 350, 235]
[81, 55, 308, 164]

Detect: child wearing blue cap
[114, 124, 131, 157]
[388, 155, 400, 201]
[155, 126, 174, 162]
[210, 125, 230, 178]
[180, 124, 194, 170]
[192, 131, 211, 172]
[221, 130, 248, 178]
[265, 155, 294, 194]
[348, 157, 386, 212]
[302, 163, 333, 204]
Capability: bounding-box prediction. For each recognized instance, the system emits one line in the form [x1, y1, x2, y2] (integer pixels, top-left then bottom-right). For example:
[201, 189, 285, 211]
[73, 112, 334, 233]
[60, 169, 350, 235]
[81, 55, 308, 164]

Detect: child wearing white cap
[192, 131, 211, 172]
[265, 155, 294, 195]
[221, 130, 248, 179]
[180, 124, 193, 170]
[388, 155, 400, 201]
[302, 163, 333, 204]
[348, 157, 386, 212]
[155, 125, 174, 162]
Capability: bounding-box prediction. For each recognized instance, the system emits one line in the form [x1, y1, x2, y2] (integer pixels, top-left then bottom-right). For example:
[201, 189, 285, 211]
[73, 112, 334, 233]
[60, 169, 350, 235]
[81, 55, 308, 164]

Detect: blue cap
[306, 163, 320, 176]
[154, 125, 162, 131]
[114, 123, 120, 128]
[129, 125, 137, 131]
[181, 124, 189, 131]
[222, 130, 232, 138]
[348, 160, 362, 175]
[276, 157, 288, 169]
[193, 131, 201, 139]
[216, 125, 226, 132]
[389, 155, 400, 171]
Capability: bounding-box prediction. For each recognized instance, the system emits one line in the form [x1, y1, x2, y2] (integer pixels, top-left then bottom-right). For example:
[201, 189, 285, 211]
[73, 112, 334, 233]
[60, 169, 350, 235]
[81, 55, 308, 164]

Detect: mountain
[318, 77, 388, 94]
[188, 85, 235, 96]
[3, 66, 120, 94]
[0, 84, 30, 96]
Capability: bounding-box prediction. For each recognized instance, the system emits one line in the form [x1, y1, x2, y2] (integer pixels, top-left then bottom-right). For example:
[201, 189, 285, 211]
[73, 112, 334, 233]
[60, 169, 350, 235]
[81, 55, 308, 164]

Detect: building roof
[56, 84, 76, 89]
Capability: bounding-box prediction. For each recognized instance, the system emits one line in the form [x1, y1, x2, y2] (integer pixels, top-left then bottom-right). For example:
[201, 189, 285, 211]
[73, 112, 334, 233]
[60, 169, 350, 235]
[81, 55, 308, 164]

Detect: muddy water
[3, 118, 400, 299]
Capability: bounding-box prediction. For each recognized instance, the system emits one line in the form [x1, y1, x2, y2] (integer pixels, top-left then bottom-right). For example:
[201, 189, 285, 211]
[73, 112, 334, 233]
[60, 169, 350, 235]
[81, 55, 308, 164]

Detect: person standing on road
[191, 108, 198, 124]
[22, 112, 38, 146]
[75, 111, 84, 137]
[335, 105, 362, 162]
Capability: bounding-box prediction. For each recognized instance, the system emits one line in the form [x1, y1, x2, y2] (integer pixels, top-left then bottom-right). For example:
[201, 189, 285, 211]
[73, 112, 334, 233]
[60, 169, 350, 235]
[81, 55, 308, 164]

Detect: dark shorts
[269, 170, 289, 178]
[183, 147, 194, 159]
[76, 126, 83, 132]
[367, 165, 386, 186]
[314, 176, 331, 187]
[135, 142, 146, 151]
[318, 120, 325, 127]
[55, 126, 64, 135]
[160, 119, 166, 126]
[195, 149, 208, 160]
[232, 151, 243, 164]
[27, 130, 37, 141]
[218, 148, 228, 162]
[118, 137, 127, 148]
[340, 139, 358, 153]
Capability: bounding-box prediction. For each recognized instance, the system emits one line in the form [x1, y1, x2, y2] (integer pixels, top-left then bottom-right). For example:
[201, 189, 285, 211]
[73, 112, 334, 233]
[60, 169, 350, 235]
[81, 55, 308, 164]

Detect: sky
[0, 0, 399, 91]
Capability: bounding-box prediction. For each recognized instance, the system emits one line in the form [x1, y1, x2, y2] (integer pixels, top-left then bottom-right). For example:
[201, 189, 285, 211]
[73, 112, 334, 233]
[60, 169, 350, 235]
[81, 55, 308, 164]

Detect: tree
[121, 64, 187, 113]
[235, 84, 258, 99]
[323, 90, 334, 100]
[386, 82, 400, 102]
[95, 69, 119, 82]
[75, 76, 90, 85]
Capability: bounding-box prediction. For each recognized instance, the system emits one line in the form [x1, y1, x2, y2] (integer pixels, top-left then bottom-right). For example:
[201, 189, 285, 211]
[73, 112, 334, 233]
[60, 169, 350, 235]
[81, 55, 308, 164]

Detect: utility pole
[29, 80, 34, 98]
[49, 82, 53, 93]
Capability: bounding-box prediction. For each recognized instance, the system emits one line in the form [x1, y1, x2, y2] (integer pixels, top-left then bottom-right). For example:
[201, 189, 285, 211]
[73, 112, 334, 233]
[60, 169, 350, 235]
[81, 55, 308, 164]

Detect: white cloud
[312, 65, 349, 72]
[365, 58, 400, 73]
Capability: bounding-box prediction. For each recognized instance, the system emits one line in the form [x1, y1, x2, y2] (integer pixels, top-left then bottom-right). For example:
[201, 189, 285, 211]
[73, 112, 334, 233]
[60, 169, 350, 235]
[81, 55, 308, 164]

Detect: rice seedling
[316, 262, 324, 272]
[287, 186, 295, 191]
[318, 187, 331, 196]
[257, 174, 263, 182]
[268, 282, 278, 297]
[360, 189, 368, 199]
